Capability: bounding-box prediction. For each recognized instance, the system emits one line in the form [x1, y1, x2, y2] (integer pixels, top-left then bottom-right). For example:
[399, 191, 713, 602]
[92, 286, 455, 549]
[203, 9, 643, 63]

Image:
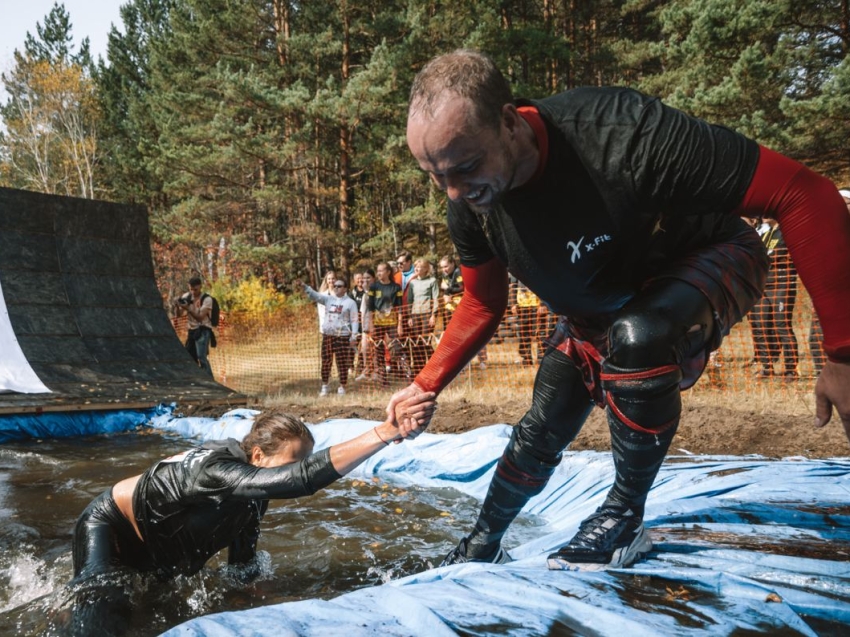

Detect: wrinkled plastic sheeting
[152, 413, 850, 637]
[0, 405, 170, 443]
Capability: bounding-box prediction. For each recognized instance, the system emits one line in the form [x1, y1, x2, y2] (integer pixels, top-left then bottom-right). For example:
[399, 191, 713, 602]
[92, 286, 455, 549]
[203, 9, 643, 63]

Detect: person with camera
[175, 276, 215, 377]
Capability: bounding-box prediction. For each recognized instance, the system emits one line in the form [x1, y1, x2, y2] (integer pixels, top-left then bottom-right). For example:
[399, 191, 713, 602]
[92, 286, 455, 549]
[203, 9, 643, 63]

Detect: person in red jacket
[388, 49, 850, 572]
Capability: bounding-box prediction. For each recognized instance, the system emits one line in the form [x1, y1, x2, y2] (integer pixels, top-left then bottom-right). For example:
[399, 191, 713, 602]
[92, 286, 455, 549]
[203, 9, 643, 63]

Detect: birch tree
[0, 3, 100, 197]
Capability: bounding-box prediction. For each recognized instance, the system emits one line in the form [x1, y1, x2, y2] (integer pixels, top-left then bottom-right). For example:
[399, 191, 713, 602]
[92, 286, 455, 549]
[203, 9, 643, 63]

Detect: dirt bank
[229, 395, 849, 459]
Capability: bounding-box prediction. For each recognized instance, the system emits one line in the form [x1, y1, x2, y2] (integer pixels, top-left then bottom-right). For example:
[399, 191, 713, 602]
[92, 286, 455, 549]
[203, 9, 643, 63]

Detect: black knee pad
[601, 361, 682, 434]
[608, 289, 713, 367]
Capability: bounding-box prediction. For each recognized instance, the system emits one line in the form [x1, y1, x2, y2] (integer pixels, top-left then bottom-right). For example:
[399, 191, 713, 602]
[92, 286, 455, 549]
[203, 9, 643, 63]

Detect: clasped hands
[383, 383, 437, 443]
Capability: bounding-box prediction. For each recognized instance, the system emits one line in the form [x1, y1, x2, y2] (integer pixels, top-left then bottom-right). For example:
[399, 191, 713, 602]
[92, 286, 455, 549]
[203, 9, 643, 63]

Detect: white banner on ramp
[0, 279, 50, 393]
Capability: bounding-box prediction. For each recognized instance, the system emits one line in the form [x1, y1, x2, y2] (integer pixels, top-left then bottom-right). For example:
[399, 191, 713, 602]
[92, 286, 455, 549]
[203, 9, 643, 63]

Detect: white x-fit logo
[566, 236, 584, 263]
[566, 234, 613, 264]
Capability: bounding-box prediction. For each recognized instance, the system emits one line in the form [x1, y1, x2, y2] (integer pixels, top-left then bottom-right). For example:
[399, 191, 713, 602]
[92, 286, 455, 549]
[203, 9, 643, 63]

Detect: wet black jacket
[132, 439, 340, 578]
[449, 87, 761, 317]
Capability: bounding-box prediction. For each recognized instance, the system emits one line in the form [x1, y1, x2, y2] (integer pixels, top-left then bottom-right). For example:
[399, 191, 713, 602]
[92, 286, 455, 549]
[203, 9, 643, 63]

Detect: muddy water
[0, 430, 541, 636]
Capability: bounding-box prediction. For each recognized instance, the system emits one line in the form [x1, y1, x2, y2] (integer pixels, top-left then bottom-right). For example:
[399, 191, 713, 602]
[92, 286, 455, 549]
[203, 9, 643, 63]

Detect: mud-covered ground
[183, 393, 850, 459]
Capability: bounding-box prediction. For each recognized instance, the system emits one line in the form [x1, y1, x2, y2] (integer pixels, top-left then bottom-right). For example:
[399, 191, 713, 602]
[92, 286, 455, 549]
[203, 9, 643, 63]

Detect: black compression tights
[465, 279, 714, 558]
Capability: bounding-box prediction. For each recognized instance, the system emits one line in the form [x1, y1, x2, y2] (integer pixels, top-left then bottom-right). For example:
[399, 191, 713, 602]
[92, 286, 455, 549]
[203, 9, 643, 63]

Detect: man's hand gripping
[386, 383, 437, 441]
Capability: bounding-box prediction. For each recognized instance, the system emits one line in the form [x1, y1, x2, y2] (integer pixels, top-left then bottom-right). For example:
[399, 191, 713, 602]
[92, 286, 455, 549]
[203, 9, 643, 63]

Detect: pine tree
[634, 0, 850, 180]
[95, 0, 173, 205]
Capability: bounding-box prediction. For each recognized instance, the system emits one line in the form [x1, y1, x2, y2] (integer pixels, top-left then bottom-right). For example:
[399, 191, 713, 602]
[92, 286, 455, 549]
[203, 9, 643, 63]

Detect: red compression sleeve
[734, 145, 850, 360]
[414, 258, 509, 393]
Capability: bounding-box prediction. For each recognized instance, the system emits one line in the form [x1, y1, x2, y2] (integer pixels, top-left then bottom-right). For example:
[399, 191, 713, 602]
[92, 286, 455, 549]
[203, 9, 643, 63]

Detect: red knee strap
[605, 393, 679, 435]
[496, 456, 551, 487]
[599, 364, 680, 383]
[602, 364, 682, 435]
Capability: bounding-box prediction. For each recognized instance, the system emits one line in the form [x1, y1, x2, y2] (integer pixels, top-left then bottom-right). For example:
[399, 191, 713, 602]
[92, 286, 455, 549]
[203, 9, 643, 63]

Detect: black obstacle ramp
[0, 187, 245, 414]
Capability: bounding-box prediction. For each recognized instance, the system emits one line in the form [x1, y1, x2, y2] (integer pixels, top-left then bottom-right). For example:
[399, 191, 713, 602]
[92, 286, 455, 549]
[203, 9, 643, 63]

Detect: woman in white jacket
[298, 277, 359, 396]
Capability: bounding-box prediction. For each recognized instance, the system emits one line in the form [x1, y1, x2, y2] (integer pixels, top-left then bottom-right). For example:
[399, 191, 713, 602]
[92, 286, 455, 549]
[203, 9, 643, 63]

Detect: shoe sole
[491, 547, 512, 564]
[546, 525, 652, 572]
[440, 546, 513, 567]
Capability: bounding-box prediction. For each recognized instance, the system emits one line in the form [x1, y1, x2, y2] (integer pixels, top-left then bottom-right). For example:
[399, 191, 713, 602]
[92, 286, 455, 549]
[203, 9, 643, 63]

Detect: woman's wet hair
[240, 410, 314, 457]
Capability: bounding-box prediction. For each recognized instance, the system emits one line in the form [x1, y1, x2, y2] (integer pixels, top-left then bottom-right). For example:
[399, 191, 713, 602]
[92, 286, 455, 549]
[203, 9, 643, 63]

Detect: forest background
[2, 0, 850, 312]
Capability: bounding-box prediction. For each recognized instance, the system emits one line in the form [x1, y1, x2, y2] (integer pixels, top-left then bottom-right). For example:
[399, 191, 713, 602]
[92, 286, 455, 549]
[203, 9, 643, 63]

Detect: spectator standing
[750, 219, 799, 379]
[407, 259, 440, 375]
[368, 262, 407, 385]
[390, 252, 415, 374]
[298, 278, 359, 396]
[350, 271, 367, 377]
[348, 272, 366, 380]
[175, 276, 215, 377]
[439, 255, 464, 328]
[355, 269, 379, 382]
[316, 270, 337, 330]
[510, 276, 543, 365]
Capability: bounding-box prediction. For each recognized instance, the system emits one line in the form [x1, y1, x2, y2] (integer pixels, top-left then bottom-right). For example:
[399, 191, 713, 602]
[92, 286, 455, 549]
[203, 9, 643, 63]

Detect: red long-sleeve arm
[414, 258, 509, 393]
[734, 146, 850, 361]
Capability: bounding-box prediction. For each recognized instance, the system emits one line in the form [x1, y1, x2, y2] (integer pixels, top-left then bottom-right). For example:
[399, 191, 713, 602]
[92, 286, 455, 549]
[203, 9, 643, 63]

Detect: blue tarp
[150, 412, 850, 635]
[0, 405, 169, 443]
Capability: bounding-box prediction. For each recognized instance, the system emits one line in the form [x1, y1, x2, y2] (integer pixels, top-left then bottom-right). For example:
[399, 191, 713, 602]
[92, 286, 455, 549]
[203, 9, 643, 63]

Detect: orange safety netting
[171, 277, 824, 407]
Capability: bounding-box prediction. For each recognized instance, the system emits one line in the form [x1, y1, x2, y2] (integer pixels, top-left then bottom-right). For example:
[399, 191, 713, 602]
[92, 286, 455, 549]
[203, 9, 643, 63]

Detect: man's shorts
[548, 225, 769, 406]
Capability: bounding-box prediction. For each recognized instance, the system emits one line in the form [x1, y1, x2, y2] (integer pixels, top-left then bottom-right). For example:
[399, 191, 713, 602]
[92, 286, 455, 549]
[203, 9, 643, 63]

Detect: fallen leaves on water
[666, 585, 691, 602]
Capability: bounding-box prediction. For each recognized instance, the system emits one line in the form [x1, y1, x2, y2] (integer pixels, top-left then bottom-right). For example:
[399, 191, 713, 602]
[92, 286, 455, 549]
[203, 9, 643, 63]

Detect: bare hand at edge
[814, 359, 850, 443]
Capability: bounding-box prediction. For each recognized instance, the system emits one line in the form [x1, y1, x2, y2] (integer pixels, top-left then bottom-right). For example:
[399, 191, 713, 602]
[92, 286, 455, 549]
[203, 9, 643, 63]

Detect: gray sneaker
[440, 537, 512, 567]
[547, 507, 651, 571]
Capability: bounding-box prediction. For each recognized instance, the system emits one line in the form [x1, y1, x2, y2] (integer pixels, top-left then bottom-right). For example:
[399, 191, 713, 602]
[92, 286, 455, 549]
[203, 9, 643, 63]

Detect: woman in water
[69, 396, 434, 634]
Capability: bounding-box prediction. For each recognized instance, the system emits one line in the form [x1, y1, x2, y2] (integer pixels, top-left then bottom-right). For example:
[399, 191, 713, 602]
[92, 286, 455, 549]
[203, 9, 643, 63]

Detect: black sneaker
[440, 537, 512, 567]
[546, 507, 651, 571]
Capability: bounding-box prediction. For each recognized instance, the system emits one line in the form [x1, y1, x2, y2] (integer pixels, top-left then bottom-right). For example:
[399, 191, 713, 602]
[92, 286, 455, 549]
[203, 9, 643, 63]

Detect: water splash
[0, 549, 69, 613]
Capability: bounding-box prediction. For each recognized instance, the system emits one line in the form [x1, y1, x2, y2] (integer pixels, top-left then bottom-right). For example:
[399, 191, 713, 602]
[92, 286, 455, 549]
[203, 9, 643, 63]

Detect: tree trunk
[338, 3, 352, 276]
[272, 0, 290, 66]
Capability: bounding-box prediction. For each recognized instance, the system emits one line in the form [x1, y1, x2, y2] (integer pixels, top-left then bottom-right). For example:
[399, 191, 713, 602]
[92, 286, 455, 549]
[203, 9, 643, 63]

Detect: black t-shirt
[441, 267, 464, 297]
[351, 287, 366, 306]
[133, 439, 340, 578]
[448, 87, 759, 318]
[366, 280, 403, 326]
